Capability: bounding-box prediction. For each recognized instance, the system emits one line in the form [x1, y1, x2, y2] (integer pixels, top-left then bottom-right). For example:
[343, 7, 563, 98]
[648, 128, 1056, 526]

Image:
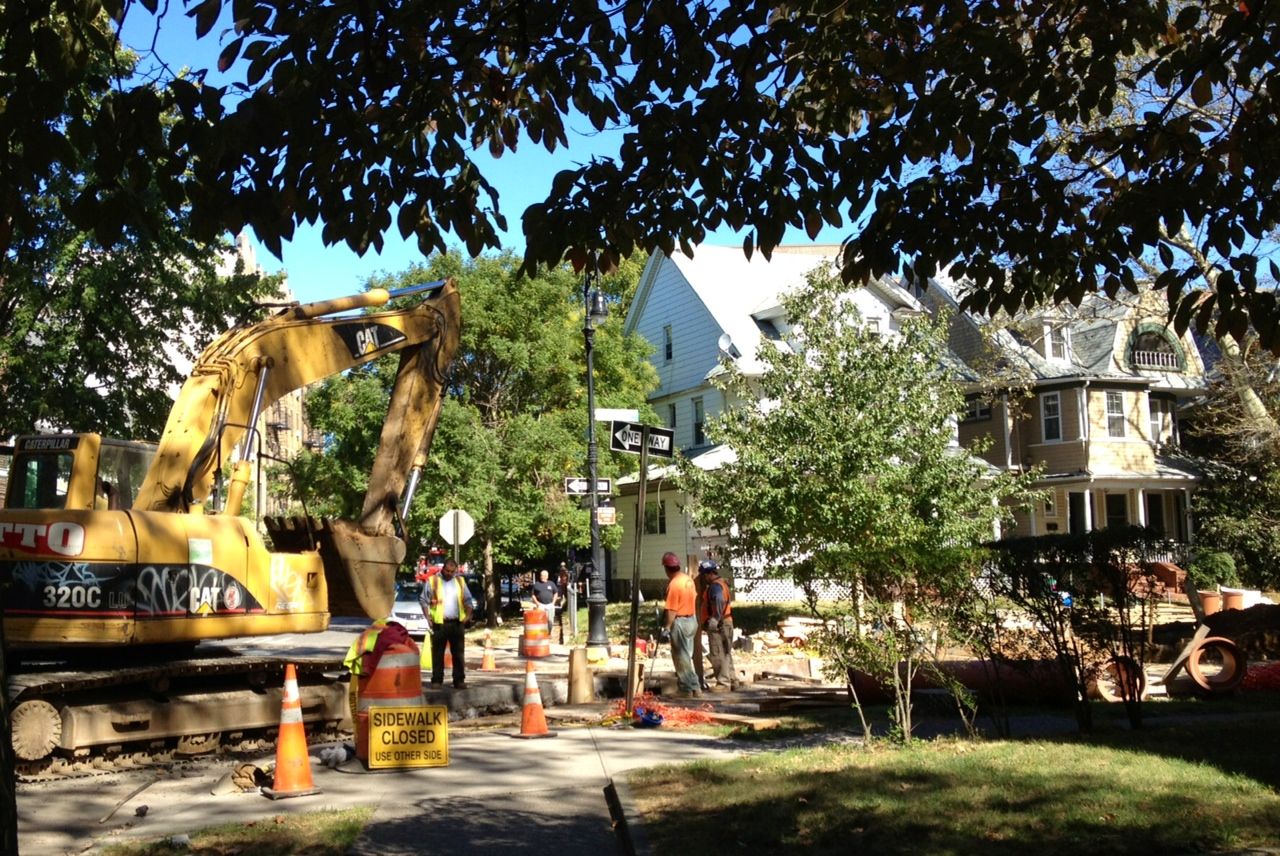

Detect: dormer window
[1129, 324, 1184, 372]
[1045, 324, 1071, 361]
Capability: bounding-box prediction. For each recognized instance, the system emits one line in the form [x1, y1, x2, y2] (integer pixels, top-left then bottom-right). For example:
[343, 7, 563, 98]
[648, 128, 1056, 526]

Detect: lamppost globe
[588, 289, 609, 326]
[583, 280, 610, 655]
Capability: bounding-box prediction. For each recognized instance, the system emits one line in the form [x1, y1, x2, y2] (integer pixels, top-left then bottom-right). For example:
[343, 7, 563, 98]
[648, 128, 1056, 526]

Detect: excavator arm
[133, 279, 461, 618]
[134, 279, 459, 517]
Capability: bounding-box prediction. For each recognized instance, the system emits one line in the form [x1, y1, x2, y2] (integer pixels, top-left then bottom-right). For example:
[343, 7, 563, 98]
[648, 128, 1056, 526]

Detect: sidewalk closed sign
[368, 706, 449, 768]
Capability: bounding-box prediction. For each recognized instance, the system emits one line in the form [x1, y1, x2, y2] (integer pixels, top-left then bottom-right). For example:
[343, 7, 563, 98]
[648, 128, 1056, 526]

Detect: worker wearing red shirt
[660, 551, 701, 697]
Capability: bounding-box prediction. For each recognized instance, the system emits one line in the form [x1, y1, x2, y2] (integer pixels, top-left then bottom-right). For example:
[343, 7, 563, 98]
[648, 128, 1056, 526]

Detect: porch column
[1183, 487, 1194, 544]
[1136, 487, 1147, 527]
[1083, 488, 1094, 532]
[1002, 392, 1013, 470]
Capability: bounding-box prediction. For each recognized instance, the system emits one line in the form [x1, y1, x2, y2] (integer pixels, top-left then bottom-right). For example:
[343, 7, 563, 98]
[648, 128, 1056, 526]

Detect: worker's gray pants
[670, 615, 700, 693]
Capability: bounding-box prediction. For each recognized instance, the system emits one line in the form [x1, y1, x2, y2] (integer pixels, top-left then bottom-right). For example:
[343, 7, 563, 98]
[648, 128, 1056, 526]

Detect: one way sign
[609, 421, 675, 458]
[564, 477, 612, 496]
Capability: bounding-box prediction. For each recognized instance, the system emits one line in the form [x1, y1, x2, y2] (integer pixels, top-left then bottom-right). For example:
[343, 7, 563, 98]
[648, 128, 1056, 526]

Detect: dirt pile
[1155, 603, 1280, 661]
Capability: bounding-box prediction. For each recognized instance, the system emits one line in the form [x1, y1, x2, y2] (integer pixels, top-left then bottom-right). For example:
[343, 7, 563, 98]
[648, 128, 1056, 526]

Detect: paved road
[17, 724, 747, 855]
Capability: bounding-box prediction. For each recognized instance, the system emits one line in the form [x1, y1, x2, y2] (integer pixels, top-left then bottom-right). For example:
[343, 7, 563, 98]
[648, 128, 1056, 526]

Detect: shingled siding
[1026, 439, 1089, 474]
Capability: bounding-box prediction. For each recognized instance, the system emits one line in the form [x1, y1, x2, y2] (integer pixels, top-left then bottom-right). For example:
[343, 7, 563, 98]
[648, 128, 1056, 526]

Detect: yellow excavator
[1, 279, 460, 772]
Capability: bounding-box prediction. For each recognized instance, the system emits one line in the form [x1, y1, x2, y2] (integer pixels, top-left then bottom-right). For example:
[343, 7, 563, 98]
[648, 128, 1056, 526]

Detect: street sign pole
[624, 425, 651, 716]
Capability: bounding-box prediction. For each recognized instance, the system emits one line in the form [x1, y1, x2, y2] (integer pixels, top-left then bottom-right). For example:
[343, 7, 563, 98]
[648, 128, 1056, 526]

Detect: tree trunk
[1217, 332, 1280, 441]
[483, 538, 500, 629]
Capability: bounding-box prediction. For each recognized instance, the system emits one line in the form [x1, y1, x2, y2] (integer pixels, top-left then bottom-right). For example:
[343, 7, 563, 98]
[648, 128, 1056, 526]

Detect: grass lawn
[98, 808, 372, 856]
[628, 713, 1280, 855]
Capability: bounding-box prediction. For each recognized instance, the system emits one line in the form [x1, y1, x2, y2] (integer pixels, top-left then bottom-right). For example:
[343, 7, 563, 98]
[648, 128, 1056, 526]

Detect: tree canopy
[0, 8, 281, 438]
[679, 267, 1036, 739]
[6, 1, 1278, 346]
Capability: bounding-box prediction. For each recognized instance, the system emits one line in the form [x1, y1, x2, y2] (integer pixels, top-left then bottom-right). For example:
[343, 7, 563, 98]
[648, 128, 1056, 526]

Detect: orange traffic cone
[263, 663, 321, 799]
[444, 647, 453, 669]
[481, 630, 497, 672]
[512, 659, 556, 739]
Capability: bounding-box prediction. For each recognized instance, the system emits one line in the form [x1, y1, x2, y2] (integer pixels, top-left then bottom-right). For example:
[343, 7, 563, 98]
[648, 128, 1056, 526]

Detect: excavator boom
[135, 280, 458, 518]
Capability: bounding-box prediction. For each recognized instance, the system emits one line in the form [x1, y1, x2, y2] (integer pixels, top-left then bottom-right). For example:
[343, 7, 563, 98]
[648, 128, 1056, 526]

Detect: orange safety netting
[1240, 661, 1280, 692]
[608, 692, 718, 727]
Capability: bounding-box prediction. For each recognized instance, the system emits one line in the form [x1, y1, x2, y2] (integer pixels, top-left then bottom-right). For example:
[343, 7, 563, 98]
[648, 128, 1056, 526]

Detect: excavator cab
[5, 435, 155, 512]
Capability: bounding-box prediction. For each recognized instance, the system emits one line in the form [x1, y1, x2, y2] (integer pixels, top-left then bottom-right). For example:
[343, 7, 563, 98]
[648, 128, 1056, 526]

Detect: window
[644, 500, 667, 535]
[1046, 325, 1070, 361]
[964, 397, 991, 422]
[867, 317, 881, 334]
[662, 325, 673, 362]
[1041, 392, 1061, 442]
[1105, 494, 1128, 529]
[10, 452, 73, 509]
[693, 397, 705, 445]
[1044, 492, 1058, 517]
[1106, 391, 1126, 437]
[1130, 329, 1182, 371]
[1148, 398, 1172, 444]
[667, 403, 677, 429]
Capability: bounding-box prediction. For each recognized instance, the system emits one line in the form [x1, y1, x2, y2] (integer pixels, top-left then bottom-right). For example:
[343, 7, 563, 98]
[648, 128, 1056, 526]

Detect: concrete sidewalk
[17, 722, 746, 855]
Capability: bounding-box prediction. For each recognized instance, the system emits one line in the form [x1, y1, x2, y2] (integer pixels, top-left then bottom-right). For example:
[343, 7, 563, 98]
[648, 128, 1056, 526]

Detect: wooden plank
[757, 670, 824, 683]
[701, 711, 782, 730]
[1160, 623, 1211, 685]
[756, 694, 849, 712]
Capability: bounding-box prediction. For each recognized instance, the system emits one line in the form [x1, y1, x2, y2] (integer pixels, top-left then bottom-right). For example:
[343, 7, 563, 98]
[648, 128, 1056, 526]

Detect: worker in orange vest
[660, 551, 701, 697]
[698, 560, 741, 691]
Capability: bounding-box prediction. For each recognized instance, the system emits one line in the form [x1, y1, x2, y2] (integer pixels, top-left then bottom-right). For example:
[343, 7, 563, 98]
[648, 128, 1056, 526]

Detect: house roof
[628, 244, 842, 375]
[928, 272, 1206, 393]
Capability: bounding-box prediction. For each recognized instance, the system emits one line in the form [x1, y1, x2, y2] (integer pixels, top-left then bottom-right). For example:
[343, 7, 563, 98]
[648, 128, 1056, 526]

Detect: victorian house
[925, 275, 1206, 551]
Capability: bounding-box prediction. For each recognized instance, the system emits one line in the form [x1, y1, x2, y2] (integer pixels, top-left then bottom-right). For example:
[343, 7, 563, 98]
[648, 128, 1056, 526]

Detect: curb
[605, 776, 650, 856]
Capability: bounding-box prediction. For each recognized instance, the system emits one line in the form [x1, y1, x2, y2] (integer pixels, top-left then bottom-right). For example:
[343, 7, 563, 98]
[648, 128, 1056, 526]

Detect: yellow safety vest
[426, 574, 468, 625]
[343, 619, 388, 676]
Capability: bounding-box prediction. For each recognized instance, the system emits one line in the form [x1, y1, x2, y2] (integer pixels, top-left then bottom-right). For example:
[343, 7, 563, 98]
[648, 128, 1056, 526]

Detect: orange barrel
[355, 642, 425, 762]
[519, 608, 551, 658]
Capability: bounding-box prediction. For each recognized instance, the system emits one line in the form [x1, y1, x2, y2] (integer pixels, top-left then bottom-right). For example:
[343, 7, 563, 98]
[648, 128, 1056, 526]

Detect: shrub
[1187, 551, 1241, 590]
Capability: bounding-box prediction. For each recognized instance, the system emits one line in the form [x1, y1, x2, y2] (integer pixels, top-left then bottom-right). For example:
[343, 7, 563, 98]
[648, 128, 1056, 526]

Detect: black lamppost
[583, 278, 610, 655]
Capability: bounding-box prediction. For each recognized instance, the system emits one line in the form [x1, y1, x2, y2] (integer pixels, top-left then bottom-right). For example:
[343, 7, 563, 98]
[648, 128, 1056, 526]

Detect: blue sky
[118, 9, 846, 303]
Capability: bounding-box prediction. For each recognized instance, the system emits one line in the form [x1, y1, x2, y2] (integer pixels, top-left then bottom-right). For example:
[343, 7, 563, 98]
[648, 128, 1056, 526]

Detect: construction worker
[420, 558, 475, 689]
[342, 618, 388, 724]
[660, 551, 701, 697]
[698, 560, 741, 691]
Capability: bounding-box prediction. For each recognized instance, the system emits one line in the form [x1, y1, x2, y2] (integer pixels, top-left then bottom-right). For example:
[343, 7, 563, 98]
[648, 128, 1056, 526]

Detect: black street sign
[609, 421, 675, 458]
[564, 477, 612, 496]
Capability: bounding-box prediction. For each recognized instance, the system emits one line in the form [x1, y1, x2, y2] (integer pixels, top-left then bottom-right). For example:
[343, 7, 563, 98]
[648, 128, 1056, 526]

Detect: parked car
[387, 582, 430, 637]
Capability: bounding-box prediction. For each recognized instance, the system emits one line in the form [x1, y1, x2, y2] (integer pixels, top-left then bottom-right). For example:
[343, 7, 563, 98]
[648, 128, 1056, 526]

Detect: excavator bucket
[265, 517, 404, 620]
[264, 279, 460, 622]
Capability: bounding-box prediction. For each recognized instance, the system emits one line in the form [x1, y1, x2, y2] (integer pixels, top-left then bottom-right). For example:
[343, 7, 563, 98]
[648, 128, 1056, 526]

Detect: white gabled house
[612, 244, 927, 600]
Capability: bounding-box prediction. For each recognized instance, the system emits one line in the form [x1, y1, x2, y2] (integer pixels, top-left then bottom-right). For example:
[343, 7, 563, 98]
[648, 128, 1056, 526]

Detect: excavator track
[7, 650, 351, 782]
